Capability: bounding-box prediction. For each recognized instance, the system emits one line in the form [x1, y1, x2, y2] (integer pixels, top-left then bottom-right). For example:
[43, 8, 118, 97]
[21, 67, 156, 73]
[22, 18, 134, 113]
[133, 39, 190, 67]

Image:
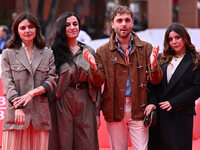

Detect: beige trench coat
[48, 42, 101, 150]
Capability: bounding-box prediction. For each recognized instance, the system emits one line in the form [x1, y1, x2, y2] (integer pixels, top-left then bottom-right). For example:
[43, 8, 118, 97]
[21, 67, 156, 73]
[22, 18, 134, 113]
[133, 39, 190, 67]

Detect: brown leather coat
[89, 32, 163, 121]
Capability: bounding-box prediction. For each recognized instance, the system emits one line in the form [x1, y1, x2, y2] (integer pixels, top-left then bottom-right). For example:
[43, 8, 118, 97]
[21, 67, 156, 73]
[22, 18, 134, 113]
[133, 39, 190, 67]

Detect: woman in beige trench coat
[48, 12, 101, 150]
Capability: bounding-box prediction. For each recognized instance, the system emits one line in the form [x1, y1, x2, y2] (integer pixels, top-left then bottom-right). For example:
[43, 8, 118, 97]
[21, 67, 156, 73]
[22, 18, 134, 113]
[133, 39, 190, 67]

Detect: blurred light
[130, 3, 139, 13]
[198, 2, 200, 9]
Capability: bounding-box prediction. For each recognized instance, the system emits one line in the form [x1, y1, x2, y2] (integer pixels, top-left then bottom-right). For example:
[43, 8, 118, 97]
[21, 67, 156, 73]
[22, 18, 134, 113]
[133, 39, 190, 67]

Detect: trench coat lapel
[16, 47, 33, 75]
[31, 47, 43, 74]
[163, 54, 192, 96]
[161, 62, 168, 91]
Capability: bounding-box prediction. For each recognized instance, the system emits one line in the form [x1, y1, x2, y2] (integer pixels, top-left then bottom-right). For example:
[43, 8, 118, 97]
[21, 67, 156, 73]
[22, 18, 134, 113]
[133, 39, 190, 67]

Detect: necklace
[175, 53, 185, 58]
[174, 53, 185, 61]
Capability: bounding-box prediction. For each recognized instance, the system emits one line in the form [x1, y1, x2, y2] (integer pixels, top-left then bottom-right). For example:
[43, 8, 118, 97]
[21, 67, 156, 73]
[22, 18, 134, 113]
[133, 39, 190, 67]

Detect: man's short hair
[110, 5, 134, 22]
[0, 25, 9, 34]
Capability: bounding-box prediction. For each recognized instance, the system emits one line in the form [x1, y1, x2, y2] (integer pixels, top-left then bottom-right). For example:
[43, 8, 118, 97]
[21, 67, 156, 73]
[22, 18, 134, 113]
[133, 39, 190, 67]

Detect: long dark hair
[7, 12, 45, 49]
[160, 23, 199, 69]
[48, 12, 80, 69]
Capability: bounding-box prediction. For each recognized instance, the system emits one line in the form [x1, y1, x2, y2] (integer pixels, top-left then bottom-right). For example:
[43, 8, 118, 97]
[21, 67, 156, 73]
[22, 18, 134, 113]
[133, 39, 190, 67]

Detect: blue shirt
[0, 34, 11, 53]
[116, 35, 134, 96]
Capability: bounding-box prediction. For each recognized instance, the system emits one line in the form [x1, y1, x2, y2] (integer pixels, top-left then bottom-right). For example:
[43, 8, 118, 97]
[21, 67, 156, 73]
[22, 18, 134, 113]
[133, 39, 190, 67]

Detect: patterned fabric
[2, 47, 57, 131]
[116, 35, 134, 66]
[124, 48, 130, 66]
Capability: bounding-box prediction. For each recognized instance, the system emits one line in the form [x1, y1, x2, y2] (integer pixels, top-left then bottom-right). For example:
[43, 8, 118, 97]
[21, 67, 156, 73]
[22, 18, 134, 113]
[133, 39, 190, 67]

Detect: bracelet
[16, 106, 23, 109]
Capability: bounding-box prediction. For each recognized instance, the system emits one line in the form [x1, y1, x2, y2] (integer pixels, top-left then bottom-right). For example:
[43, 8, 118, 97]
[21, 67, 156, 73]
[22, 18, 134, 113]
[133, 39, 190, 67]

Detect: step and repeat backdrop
[0, 78, 5, 147]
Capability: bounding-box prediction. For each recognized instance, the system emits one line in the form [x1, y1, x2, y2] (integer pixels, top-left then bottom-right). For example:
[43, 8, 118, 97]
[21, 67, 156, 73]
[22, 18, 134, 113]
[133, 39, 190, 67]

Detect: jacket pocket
[11, 64, 27, 80]
[35, 65, 49, 80]
[5, 107, 15, 124]
[39, 101, 51, 125]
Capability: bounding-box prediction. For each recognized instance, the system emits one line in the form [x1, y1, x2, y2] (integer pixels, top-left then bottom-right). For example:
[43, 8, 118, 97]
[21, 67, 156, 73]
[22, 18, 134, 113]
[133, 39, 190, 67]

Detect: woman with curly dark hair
[48, 12, 101, 150]
[148, 23, 200, 150]
[1, 12, 57, 150]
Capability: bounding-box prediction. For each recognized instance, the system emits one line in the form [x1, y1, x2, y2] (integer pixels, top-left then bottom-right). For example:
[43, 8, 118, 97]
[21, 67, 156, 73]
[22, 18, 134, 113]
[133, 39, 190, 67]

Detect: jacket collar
[58, 42, 86, 75]
[109, 32, 144, 52]
[15, 46, 44, 75]
[31, 47, 44, 74]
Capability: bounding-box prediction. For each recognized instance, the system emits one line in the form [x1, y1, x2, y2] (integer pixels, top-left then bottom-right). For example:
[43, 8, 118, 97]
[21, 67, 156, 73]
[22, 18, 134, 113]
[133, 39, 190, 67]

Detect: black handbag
[143, 108, 157, 127]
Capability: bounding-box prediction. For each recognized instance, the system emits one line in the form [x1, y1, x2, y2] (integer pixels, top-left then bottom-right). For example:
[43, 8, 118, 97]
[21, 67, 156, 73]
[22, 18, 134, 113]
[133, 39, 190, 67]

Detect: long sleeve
[1, 50, 19, 103]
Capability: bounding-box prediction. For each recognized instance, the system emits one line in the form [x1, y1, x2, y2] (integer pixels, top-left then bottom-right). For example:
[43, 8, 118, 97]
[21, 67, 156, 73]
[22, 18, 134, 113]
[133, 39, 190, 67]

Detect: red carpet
[0, 78, 200, 149]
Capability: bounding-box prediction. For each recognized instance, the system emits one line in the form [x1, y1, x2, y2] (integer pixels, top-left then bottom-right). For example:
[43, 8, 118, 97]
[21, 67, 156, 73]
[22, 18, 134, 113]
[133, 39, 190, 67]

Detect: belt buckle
[75, 83, 81, 90]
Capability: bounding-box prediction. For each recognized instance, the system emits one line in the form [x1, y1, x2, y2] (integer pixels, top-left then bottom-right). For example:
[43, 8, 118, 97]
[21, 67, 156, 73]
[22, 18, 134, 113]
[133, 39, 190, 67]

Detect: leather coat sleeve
[148, 64, 163, 85]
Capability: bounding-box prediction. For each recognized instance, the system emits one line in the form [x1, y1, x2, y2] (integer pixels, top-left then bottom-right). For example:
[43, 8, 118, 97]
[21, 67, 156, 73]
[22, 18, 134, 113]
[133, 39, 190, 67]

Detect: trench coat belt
[69, 81, 88, 90]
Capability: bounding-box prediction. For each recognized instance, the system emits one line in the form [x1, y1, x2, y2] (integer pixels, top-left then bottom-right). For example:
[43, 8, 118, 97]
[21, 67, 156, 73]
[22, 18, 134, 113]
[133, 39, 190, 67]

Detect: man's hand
[150, 46, 159, 70]
[83, 49, 97, 71]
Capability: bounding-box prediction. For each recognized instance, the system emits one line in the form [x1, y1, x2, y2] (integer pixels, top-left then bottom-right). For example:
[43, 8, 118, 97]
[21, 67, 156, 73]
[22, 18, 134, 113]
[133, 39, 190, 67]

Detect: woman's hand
[144, 104, 156, 116]
[83, 49, 97, 71]
[12, 93, 33, 108]
[150, 46, 159, 70]
[15, 109, 25, 125]
[159, 101, 172, 111]
[12, 86, 45, 108]
[96, 116, 101, 129]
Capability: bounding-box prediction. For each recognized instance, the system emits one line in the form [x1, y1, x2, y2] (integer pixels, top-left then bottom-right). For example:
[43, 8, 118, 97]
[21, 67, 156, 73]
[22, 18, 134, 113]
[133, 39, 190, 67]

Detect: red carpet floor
[0, 77, 200, 149]
[98, 114, 200, 150]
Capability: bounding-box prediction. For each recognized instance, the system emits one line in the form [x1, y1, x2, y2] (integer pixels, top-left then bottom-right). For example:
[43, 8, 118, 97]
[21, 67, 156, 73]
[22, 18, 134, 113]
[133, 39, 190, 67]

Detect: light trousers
[106, 97, 149, 150]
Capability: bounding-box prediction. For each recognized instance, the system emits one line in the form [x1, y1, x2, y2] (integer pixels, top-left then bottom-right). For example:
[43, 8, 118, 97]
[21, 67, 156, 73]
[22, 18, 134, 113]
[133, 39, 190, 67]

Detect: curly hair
[110, 5, 134, 22]
[160, 23, 199, 69]
[48, 12, 80, 70]
[7, 12, 45, 49]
